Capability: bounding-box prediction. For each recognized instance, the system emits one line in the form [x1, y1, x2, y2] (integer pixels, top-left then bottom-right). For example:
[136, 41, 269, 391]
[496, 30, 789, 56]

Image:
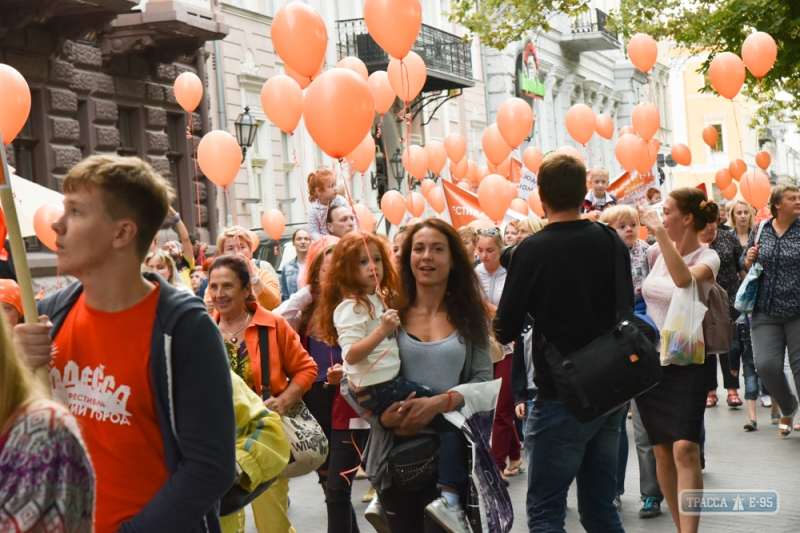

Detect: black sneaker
[639, 497, 661, 518]
[744, 419, 758, 431]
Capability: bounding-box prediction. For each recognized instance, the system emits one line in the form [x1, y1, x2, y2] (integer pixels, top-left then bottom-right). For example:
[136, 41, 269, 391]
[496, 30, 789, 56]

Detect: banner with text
[441, 179, 526, 229]
[608, 171, 656, 205]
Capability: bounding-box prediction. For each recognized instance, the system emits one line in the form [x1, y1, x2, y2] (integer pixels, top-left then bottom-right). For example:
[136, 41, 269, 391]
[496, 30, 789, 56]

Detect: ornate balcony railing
[560, 8, 620, 54]
[572, 8, 616, 40]
[336, 19, 473, 90]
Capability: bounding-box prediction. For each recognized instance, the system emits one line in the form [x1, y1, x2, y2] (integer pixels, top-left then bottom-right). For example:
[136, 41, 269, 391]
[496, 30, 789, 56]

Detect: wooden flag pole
[0, 130, 50, 393]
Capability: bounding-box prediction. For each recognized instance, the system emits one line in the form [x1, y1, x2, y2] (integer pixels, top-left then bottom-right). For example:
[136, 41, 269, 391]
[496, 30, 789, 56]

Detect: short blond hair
[63, 155, 174, 260]
[215, 226, 254, 254]
[590, 167, 610, 181]
[599, 205, 639, 226]
[144, 250, 178, 286]
[457, 226, 478, 244]
[519, 216, 546, 234]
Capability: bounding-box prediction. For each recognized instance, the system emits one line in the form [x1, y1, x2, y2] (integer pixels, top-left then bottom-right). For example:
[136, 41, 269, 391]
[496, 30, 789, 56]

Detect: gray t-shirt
[398, 328, 466, 394]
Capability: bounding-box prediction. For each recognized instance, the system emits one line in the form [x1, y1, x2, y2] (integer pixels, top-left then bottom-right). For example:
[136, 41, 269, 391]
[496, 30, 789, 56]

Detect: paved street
[246, 395, 800, 532]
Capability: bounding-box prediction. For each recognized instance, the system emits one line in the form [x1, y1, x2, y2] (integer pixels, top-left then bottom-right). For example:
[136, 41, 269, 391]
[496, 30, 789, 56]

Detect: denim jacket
[280, 257, 300, 302]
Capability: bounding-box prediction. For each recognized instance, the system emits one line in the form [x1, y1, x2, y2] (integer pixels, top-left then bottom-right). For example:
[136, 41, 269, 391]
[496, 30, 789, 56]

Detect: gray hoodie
[39, 272, 236, 533]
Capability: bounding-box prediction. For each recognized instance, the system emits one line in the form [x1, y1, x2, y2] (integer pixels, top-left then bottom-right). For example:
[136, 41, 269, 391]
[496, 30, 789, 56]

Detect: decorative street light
[234, 106, 258, 157]
[390, 148, 404, 190]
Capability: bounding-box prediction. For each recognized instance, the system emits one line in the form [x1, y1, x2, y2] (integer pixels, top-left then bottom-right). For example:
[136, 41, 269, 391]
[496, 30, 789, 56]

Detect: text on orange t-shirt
[50, 284, 168, 533]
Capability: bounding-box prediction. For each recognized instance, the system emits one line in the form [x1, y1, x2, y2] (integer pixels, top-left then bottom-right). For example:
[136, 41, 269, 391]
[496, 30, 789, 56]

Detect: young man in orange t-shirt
[15, 155, 236, 533]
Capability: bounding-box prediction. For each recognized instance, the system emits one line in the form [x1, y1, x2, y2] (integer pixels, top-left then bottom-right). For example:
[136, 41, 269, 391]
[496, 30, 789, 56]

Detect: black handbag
[387, 435, 440, 491]
[539, 224, 662, 423]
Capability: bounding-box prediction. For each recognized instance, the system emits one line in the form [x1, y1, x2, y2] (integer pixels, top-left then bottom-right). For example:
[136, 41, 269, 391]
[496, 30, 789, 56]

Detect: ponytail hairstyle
[312, 232, 400, 345]
[669, 187, 719, 232]
[307, 168, 334, 203]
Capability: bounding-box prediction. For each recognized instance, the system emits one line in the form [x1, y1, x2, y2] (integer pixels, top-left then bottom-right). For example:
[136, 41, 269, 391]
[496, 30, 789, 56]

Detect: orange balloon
[628, 33, 658, 73]
[457, 181, 471, 191]
[466, 160, 478, 185]
[363, 0, 422, 60]
[636, 141, 654, 176]
[742, 32, 777, 79]
[478, 174, 514, 221]
[510, 198, 528, 216]
[285, 64, 311, 89]
[740, 169, 770, 209]
[406, 191, 425, 218]
[756, 151, 771, 170]
[556, 146, 585, 166]
[565, 104, 596, 145]
[198, 130, 242, 187]
[638, 226, 649, 241]
[353, 204, 376, 232]
[261, 75, 303, 133]
[468, 219, 493, 230]
[33, 204, 63, 251]
[381, 190, 407, 225]
[488, 157, 511, 178]
[476, 166, 490, 185]
[523, 147, 543, 173]
[368, 71, 396, 115]
[444, 133, 467, 163]
[261, 209, 286, 241]
[421, 178, 436, 199]
[615, 134, 647, 173]
[632, 103, 660, 141]
[450, 157, 468, 180]
[715, 168, 733, 190]
[388, 52, 427, 102]
[337, 57, 368, 80]
[645, 138, 660, 168]
[428, 186, 445, 213]
[595, 114, 614, 140]
[709, 52, 746, 100]
[671, 143, 692, 166]
[346, 134, 376, 173]
[482, 124, 512, 166]
[174, 72, 203, 113]
[722, 182, 738, 201]
[304, 68, 375, 158]
[248, 231, 260, 252]
[271, 3, 327, 78]
[496, 98, 534, 148]
[0, 64, 31, 145]
[402, 145, 428, 180]
[729, 159, 747, 182]
[527, 189, 545, 217]
[702, 126, 719, 149]
[619, 126, 636, 137]
[425, 141, 447, 175]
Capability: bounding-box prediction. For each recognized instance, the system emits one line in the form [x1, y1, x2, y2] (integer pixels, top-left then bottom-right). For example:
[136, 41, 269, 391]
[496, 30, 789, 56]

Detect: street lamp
[390, 148, 404, 190]
[234, 106, 258, 157]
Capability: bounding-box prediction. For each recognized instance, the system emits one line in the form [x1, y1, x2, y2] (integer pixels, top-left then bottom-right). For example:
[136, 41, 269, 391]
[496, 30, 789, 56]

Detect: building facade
[0, 0, 228, 288]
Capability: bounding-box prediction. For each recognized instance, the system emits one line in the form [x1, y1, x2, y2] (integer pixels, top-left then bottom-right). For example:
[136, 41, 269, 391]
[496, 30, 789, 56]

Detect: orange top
[218, 302, 317, 397]
[51, 284, 168, 533]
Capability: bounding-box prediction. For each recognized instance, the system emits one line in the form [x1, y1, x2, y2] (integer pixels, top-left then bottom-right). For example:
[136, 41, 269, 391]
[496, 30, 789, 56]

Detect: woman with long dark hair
[343, 219, 494, 533]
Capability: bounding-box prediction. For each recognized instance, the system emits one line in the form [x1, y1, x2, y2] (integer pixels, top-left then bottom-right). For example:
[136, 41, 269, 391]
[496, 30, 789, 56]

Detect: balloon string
[376, 115, 383, 139]
[294, 132, 308, 217]
[730, 98, 746, 166]
[187, 114, 203, 234]
[338, 431, 364, 486]
[291, 133, 300, 169]
[583, 143, 603, 165]
[223, 186, 240, 227]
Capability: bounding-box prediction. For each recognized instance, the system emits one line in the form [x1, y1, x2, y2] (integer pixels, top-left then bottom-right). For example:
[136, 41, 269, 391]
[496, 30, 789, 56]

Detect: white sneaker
[364, 496, 391, 533]
[761, 396, 772, 407]
[425, 497, 471, 533]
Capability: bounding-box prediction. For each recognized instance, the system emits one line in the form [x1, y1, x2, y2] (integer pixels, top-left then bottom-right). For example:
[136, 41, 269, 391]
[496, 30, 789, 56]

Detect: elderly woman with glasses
[475, 227, 523, 482]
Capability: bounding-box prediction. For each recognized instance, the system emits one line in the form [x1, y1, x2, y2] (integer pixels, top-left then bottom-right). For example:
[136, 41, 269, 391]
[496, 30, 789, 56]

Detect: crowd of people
[2, 153, 800, 533]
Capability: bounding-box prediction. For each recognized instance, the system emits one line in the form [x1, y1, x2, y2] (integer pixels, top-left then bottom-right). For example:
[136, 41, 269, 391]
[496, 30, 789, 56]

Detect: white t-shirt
[641, 244, 721, 331]
[334, 293, 401, 387]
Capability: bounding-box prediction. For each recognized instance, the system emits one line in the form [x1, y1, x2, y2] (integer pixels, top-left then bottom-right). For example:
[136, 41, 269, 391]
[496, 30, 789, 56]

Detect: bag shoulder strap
[755, 219, 769, 244]
[597, 223, 634, 321]
[258, 326, 271, 400]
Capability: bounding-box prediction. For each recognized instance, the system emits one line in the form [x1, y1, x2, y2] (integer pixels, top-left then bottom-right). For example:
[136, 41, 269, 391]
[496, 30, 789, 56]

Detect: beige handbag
[490, 335, 506, 363]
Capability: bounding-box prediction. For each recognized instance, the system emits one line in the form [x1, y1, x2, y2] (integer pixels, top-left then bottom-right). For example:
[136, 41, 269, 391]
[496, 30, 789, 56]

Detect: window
[709, 123, 724, 152]
[11, 117, 37, 181]
[117, 108, 139, 156]
[166, 114, 185, 209]
[76, 100, 90, 157]
[281, 131, 290, 162]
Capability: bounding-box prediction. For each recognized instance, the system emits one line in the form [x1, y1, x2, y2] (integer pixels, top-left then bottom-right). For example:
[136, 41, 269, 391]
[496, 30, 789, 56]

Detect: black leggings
[378, 481, 448, 533]
[326, 429, 369, 533]
[303, 382, 336, 484]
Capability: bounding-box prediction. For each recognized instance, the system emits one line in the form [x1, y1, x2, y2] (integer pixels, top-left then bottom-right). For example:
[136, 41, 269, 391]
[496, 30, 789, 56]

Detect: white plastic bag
[660, 277, 708, 366]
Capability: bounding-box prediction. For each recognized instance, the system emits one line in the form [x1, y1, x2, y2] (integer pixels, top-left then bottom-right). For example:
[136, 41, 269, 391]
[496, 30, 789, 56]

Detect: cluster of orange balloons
[708, 32, 777, 100]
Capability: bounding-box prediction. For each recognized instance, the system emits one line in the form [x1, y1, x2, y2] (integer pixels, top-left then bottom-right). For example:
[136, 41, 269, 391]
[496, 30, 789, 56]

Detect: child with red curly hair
[307, 169, 348, 242]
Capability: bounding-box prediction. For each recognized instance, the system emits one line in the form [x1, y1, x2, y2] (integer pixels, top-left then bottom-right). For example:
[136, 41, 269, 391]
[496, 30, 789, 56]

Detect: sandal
[706, 393, 718, 408]
[778, 408, 798, 437]
[743, 420, 757, 431]
[503, 464, 525, 477]
[727, 393, 743, 407]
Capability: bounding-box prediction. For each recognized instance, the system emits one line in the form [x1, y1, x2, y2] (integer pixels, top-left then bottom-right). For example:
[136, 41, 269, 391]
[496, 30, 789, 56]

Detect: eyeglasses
[476, 228, 501, 236]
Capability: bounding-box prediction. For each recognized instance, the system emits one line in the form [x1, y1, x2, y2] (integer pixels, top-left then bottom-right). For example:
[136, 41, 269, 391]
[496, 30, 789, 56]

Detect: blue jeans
[525, 397, 625, 533]
[357, 375, 435, 415]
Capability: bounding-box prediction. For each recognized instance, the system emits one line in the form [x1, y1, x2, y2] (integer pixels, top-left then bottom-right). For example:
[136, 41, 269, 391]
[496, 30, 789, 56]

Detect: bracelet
[444, 391, 455, 413]
[172, 215, 181, 224]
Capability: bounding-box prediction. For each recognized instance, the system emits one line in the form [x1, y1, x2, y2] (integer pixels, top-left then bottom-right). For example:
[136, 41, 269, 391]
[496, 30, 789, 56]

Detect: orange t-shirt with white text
[50, 285, 168, 533]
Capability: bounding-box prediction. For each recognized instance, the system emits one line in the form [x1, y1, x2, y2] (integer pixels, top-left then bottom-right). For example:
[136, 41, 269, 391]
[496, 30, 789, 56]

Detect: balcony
[100, 0, 228, 64]
[0, 0, 139, 41]
[336, 19, 474, 93]
[560, 9, 620, 54]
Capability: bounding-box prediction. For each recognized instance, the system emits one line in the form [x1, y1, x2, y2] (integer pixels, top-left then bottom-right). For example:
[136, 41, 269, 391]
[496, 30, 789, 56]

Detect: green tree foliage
[607, 0, 800, 127]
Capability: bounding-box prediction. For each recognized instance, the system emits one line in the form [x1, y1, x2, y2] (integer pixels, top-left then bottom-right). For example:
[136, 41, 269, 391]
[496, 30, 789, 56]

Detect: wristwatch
[172, 214, 181, 225]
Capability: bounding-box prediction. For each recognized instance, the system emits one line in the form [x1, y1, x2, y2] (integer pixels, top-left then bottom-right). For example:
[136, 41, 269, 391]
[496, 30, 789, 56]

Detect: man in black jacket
[494, 154, 628, 533]
[15, 155, 236, 533]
